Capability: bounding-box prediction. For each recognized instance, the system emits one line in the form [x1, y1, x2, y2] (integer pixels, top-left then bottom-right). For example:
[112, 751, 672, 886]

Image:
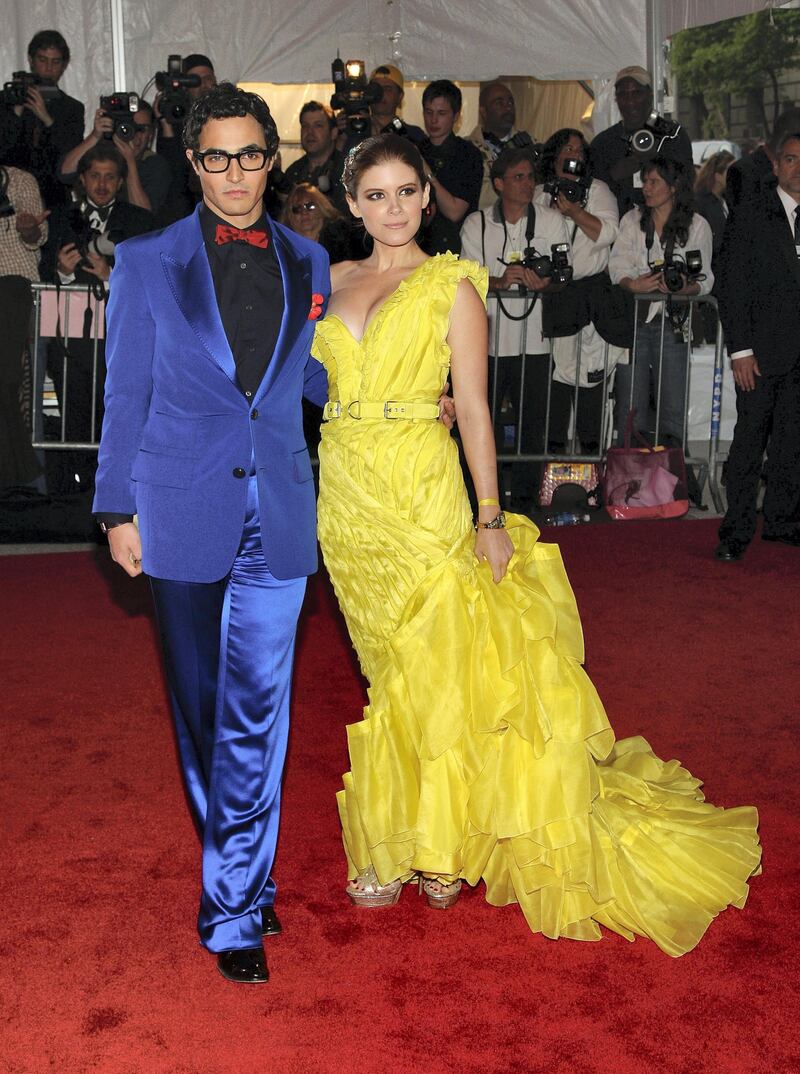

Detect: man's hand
[92, 107, 114, 141]
[153, 92, 175, 139]
[438, 381, 456, 430]
[25, 86, 54, 127]
[57, 242, 82, 276]
[83, 252, 112, 281]
[107, 523, 143, 577]
[15, 209, 49, 244]
[113, 132, 136, 165]
[498, 264, 548, 292]
[731, 354, 760, 392]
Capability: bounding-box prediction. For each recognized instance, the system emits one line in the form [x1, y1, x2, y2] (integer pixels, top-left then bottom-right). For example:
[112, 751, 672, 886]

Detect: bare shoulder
[330, 260, 361, 293]
[453, 275, 486, 313]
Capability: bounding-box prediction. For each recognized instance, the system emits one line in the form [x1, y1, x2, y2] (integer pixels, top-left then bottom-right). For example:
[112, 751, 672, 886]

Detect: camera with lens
[99, 92, 140, 141]
[330, 57, 382, 137]
[543, 158, 589, 205]
[521, 242, 573, 286]
[660, 249, 703, 293]
[70, 210, 117, 269]
[1, 71, 61, 108]
[628, 112, 682, 156]
[506, 129, 542, 163]
[155, 55, 200, 126]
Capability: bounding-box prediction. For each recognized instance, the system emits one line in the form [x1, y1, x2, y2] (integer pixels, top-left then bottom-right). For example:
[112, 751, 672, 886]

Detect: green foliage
[672, 10, 800, 134]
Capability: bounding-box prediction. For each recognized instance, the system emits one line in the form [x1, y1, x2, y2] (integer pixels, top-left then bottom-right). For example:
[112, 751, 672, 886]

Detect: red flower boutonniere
[308, 293, 324, 320]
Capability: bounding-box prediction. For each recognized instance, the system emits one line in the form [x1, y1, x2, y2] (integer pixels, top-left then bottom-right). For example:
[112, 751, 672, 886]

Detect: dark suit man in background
[0, 30, 84, 208]
[725, 108, 800, 213]
[714, 132, 800, 561]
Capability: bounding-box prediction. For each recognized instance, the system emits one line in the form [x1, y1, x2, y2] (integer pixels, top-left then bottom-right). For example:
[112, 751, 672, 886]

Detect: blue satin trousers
[150, 476, 306, 952]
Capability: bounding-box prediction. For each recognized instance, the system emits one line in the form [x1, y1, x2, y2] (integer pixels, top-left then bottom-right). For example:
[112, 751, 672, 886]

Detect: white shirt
[533, 178, 619, 279]
[460, 200, 570, 357]
[608, 208, 714, 324]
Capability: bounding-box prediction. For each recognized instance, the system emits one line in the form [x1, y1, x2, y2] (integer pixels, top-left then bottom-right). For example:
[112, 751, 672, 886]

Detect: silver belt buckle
[347, 400, 362, 419]
[384, 400, 405, 419]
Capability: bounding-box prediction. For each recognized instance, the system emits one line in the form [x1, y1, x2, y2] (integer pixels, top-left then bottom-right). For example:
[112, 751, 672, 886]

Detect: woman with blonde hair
[694, 151, 735, 259]
[280, 182, 357, 263]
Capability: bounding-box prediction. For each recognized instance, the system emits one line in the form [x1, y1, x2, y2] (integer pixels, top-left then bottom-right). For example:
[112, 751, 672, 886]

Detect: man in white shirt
[714, 132, 800, 560]
[461, 147, 569, 510]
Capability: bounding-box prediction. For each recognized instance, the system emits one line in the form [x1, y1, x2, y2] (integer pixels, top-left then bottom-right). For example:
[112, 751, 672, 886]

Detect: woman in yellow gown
[311, 134, 760, 957]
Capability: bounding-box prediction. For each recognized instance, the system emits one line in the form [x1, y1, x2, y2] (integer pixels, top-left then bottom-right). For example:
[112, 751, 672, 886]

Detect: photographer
[39, 143, 155, 491]
[367, 64, 425, 142]
[58, 100, 172, 217]
[155, 54, 218, 220]
[282, 102, 347, 213]
[0, 30, 85, 209]
[0, 162, 48, 487]
[419, 79, 482, 255]
[469, 81, 537, 209]
[592, 66, 693, 219]
[460, 147, 570, 512]
[534, 129, 621, 454]
[608, 157, 713, 451]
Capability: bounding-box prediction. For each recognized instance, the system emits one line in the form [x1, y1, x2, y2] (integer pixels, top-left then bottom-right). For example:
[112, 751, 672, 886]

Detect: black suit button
[232, 467, 246, 478]
[250, 409, 259, 420]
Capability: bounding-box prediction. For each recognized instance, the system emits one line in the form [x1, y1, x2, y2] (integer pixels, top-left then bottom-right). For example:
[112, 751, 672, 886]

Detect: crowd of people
[1, 32, 799, 555]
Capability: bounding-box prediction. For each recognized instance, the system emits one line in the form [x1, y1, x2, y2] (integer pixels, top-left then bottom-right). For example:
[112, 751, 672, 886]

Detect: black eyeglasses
[193, 148, 269, 173]
[291, 201, 317, 213]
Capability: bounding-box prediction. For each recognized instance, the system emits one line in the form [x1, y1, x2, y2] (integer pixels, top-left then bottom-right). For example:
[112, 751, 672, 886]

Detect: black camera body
[69, 207, 116, 269]
[1, 71, 61, 108]
[99, 92, 140, 141]
[155, 55, 200, 126]
[522, 242, 573, 285]
[661, 249, 703, 293]
[543, 158, 589, 205]
[629, 112, 682, 156]
[330, 58, 382, 137]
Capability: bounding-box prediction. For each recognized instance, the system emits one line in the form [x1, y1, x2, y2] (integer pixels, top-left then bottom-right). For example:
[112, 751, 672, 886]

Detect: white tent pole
[647, 0, 666, 112]
[110, 0, 127, 92]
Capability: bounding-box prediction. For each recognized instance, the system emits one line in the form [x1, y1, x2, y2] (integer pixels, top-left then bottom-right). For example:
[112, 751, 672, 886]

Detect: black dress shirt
[199, 205, 285, 399]
[421, 133, 483, 255]
[591, 120, 694, 218]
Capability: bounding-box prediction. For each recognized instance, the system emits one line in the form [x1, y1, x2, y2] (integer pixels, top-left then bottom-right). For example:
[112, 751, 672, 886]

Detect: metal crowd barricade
[485, 288, 728, 512]
[28, 282, 106, 453]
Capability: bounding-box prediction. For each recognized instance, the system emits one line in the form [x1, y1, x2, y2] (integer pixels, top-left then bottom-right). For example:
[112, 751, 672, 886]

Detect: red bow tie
[214, 223, 269, 248]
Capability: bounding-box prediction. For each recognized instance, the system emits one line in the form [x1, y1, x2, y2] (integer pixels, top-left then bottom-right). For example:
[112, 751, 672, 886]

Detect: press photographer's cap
[370, 63, 404, 90]
[615, 65, 651, 88]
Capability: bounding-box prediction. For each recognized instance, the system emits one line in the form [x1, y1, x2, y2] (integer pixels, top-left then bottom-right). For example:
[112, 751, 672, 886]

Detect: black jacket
[0, 90, 84, 208]
[715, 183, 800, 375]
[39, 199, 156, 285]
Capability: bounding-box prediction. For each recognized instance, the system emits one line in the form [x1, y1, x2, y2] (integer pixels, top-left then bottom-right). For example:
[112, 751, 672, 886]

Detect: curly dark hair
[537, 128, 593, 183]
[638, 156, 696, 248]
[27, 30, 69, 64]
[182, 82, 279, 156]
[342, 132, 427, 198]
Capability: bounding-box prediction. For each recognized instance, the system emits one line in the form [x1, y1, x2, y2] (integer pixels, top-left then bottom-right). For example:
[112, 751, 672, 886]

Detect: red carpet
[1, 519, 798, 1074]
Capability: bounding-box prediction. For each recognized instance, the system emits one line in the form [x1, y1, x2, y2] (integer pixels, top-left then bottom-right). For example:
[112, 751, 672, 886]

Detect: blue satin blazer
[93, 206, 330, 582]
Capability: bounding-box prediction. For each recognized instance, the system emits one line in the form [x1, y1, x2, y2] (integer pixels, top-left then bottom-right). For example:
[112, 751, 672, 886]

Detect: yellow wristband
[478, 498, 500, 507]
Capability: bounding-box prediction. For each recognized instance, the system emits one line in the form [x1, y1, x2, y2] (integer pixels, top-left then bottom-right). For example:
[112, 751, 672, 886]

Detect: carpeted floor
[1, 518, 797, 1074]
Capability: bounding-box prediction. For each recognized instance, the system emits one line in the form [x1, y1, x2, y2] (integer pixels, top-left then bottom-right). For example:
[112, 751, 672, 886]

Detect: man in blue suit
[93, 84, 330, 984]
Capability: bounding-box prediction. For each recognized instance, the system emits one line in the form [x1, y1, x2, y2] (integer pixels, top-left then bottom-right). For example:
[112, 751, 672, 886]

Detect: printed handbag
[602, 417, 689, 521]
[539, 461, 600, 507]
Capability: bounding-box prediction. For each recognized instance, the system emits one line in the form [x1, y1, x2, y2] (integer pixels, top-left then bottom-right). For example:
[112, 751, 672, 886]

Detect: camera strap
[492, 202, 539, 322]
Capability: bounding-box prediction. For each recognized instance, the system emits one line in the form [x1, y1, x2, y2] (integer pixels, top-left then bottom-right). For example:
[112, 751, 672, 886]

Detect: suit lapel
[254, 221, 312, 405]
[160, 208, 238, 385]
[766, 189, 800, 289]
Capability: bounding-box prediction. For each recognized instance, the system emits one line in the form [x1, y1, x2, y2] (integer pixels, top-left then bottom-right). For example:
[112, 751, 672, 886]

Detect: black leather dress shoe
[217, 947, 269, 984]
[261, 906, 282, 936]
[762, 531, 800, 547]
[715, 538, 748, 562]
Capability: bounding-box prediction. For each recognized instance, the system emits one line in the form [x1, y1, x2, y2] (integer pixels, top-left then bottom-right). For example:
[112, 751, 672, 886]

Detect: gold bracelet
[478, 497, 500, 507]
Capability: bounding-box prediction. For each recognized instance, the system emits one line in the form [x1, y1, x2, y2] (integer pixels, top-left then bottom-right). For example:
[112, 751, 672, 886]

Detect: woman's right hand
[474, 527, 514, 584]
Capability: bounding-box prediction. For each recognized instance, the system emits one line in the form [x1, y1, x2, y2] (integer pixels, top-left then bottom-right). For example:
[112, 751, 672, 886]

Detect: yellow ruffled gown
[313, 253, 761, 957]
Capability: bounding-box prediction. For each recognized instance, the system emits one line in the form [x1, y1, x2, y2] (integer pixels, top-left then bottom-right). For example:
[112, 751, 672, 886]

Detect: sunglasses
[291, 201, 318, 213]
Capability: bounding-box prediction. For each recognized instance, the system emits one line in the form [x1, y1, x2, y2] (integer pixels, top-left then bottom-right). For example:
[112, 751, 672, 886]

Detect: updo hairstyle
[341, 133, 428, 199]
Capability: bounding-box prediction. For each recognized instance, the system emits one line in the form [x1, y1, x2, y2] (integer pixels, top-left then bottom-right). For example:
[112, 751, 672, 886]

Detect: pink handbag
[602, 421, 689, 521]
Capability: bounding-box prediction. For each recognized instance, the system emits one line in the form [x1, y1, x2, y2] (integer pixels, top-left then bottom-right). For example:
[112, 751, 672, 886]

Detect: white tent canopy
[2, 0, 770, 123]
